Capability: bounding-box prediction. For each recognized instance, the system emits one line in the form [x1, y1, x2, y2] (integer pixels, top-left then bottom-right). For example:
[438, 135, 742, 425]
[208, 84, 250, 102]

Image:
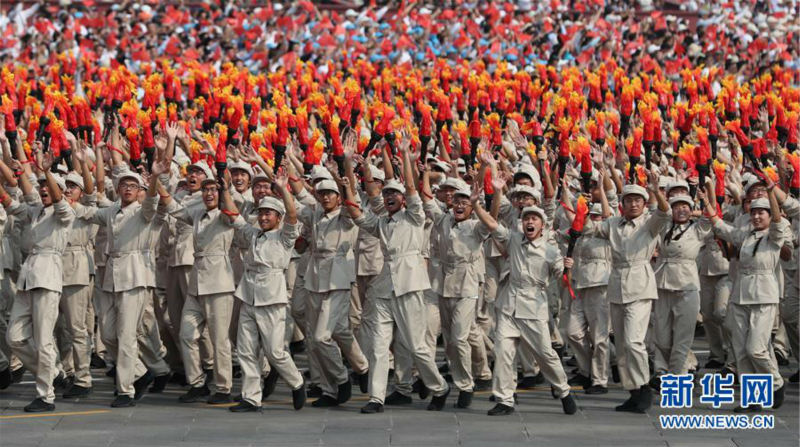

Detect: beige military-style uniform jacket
[8, 194, 75, 293]
[233, 217, 301, 306]
[297, 200, 358, 293]
[712, 218, 790, 305]
[490, 224, 563, 320]
[582, 209, 671, 303]
[353, 193, 430, 298]
[424, 201, 489, 298]
[654, 219, 712, 292]
[166, 202, 236, 296]
[62, 193, 99, 286]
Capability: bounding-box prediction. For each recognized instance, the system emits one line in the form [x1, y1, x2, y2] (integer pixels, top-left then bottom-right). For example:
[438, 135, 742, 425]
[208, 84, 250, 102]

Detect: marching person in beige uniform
[83, 152, 165, 407]
[421, 172, 488, 409]
[59, 147, 99, 399]
[289, 154, 367, 407]
[161, 170, 237, 404]
[1, 148, 75, 412]
[470, 179, 578, 416]
[342, 140, 450, 414]
[698, 218, 733, 372]
[0, 156, 21, 388]
[651, 195, 712, 382]
[226, 171, 306, 412]
[567, 199, 613, 394]
[700, 181, 789, 411]
[579, 170, 670, 413]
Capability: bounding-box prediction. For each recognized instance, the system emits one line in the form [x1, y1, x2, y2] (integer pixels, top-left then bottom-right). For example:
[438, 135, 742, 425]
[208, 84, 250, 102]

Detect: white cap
[666, 179, 690, 194]
[310, 166, 333, 183]
[315, 179, 340, 195]
[749, 197, 770, 212]
[382, 179, 406, 195]
[65, 172, 85, 191]
[255, 196, 285, 216]
[369, 165, 386, 183]
[229, 160, 254, 178]
[669, 195, 693, 207]
[621, 184, 648, 200]
[513, 164, 541, 188]
[510, 185, 541, 203]
[589, 203, 603, 215]
[38, 173, 67, 191]
[187, 161, 213, 179]
[520, 205, 546, 223]
[114, 171, 145, 190]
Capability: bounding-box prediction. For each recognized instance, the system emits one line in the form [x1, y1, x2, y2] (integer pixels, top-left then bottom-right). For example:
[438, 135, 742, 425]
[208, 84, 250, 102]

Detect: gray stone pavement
[1, 341, 798, 447]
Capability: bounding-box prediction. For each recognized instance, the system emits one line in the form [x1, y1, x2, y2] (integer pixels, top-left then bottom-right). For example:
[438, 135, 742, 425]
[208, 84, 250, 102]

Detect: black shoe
[10, 367, 25, 384]
[704, 359, 725, 369]
[292, 386, 306, 410]
[427, 387, 450, 411]
[719, 367, 737, 382]
[105, 366, 116, 378]
[649, 375, 662, 392]
[413, 378, 430, 400]
[232, 364, 242, 379]
[773, 385, 785, 409]
[208, 392, 232, 404]
[552, 344, 566, 359]
[567, 374, 591, 388]
[90, 353, 107, 369]
[289, 340, 306, 355]
[356, 371, 369, 394]
[775, 350, 789, 366]
[307, 384, 322, 398]
[179, 385, 210, 403]
[615, 390, 641, 413]
[311, 395, 339, 407]
[229, 401, 260, 412]
[438, 363, 450, 374]
[110, 395, 135, 408]
[790, 371, 799, 383]
[262, 369, 279, 399]
[455, 390, 473, 408]
[385, 391, 412, 405]
[63, 384, 92, 399]
[734, 404, 761, 413]
[203, 368, 213, 385]
[474, 378, 492, 391]
[0, 367, 11, 389]
[169, 372, 188, 386]
[337, 380, 352, 404]
[585, 385, 608, 394]
[133, 371, 154, 400]
[636, 386, 653, 412]
[487, 403, 514, 416]
[551, 386, 560, 399]
[52, 372, 70, 391]
[149, 373, 170, 393]
[443, 373, 453, 383]
[566, 356, 578, 367]
[517, 372, 544, 389]
[361, 402, 384, 414]
[611, 365, 620, 383]
[561, 394, 577, 415]
[23, 398, 54, 413]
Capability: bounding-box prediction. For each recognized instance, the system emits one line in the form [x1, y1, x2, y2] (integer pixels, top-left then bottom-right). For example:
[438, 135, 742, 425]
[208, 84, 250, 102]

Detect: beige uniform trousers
[92, 267, 110, 362]
[492, 312, 570, 407]
[439, 297, 477, 392]
[363, 291, 448, 404]
[700, 275, 730, 365]
[291, 278, 321, 385]
[152, 286, 181, 370]
[781, 294, 799, 362]
[610, 299, 652, 391]
[238, 302, 303, 406]
[726, 302, 785, 389]
[1, 274, 21, 371]
[392, 289, 440, 394]
[137, 292, 170, 377]
[98, 287, 149, 397]
[7, 289, 60, 403]
[166, 265, 213, 371]
[307, 290, 368, 398]
[567, 285, 610, 386]
[496, 280, 540, 379]
[653, 290, 701, 375]
[180, 293, 234, 393]
[59, 282, 94, 387]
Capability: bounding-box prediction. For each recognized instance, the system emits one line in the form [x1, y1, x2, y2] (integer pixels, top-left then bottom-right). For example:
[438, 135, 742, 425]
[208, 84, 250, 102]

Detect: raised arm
[470, 184, 499, 232]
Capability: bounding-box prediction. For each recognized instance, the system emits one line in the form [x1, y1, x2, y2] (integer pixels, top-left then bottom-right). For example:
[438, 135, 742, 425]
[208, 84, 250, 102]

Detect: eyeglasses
[118, 183, 139, 190]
